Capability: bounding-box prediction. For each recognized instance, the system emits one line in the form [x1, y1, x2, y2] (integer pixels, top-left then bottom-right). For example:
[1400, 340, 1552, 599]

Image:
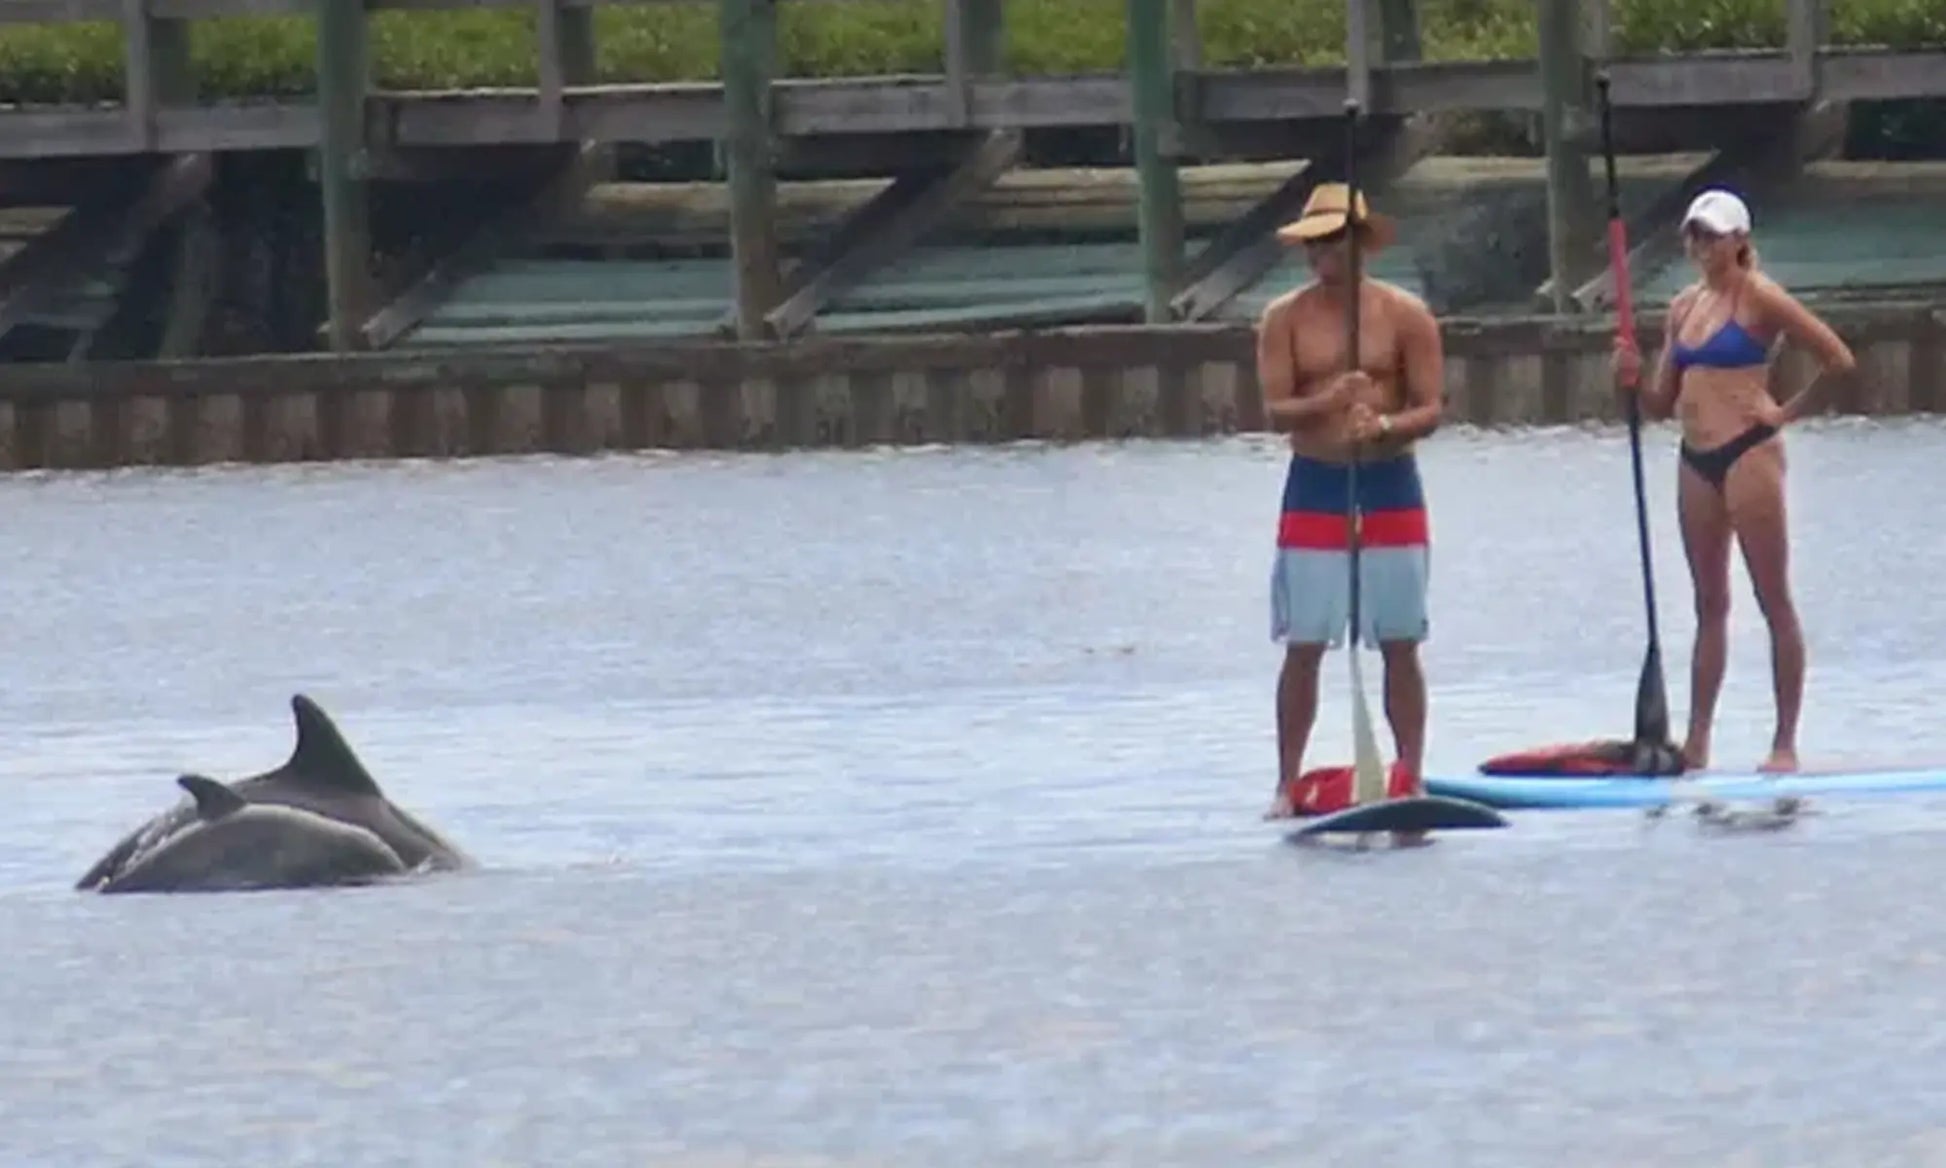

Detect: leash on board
[1340, 97, 1389, 840]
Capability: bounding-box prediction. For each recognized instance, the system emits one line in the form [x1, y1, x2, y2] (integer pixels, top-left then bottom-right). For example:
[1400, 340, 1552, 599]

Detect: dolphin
[97, 775, 409, 894]
[76, 693, 470, 892]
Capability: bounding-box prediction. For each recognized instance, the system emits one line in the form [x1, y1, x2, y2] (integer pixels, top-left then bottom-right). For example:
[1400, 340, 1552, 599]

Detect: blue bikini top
[1670, 288, 1769, 372]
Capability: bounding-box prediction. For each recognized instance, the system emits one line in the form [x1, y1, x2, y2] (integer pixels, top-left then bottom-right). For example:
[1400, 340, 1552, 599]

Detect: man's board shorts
[1269, 451, 1430, 647]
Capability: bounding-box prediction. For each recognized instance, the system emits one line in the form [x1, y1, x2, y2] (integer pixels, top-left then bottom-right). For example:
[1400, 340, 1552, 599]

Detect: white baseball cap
[1682, 189, 1752, 236]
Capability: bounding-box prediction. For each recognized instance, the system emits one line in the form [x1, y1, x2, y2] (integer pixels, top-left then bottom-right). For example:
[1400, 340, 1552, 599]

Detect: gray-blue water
[8, 419, 1946, 1166]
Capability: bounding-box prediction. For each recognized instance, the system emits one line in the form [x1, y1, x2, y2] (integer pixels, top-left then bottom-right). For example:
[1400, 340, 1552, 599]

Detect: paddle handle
[1596, 72, 1637, 366]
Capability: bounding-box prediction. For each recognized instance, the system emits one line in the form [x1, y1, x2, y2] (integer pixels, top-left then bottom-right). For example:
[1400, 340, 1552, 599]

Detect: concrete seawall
[2, 300, 1941, 470]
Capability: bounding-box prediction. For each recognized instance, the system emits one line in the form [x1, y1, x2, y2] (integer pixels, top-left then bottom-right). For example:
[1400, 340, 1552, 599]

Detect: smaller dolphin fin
[286, 694, 384, 797]
[178, 774, 247, 820]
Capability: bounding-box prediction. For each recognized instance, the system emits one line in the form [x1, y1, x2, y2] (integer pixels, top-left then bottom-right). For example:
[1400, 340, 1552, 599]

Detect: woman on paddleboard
[1611, 189, 1854, 774]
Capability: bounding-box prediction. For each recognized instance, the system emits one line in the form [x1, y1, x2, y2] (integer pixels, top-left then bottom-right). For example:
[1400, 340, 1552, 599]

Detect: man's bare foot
[1682, 736, 1710, 772]
[1263, 784, 1297, 820]
[1759, 747, 1799, 774]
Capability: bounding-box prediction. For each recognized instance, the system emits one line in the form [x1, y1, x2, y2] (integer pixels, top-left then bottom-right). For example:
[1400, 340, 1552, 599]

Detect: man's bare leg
[1380, 640, 1431, 846]
[1266, 643, 1325, 818]
[1380, 641, 1427, 780]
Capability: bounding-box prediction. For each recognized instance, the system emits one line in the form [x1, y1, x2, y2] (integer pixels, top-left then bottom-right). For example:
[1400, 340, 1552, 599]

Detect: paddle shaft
[1343, 99, 1365, 648]
[1596, 71, 1670, 747]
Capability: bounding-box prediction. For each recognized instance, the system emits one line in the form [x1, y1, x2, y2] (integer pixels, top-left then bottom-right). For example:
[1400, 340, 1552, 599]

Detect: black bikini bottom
[1679, 422, 1778, 490]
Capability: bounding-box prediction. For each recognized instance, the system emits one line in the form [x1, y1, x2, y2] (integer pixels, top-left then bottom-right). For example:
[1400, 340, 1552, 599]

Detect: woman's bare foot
[1759, 747, 1799, 774]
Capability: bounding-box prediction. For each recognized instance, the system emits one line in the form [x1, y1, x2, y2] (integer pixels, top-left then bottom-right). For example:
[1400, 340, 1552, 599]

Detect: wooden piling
[720, 0, 783, 340]
[1536, 0, 1598, 313]
[315, 0, 373, 352]
[1128, 0, 1184, 322]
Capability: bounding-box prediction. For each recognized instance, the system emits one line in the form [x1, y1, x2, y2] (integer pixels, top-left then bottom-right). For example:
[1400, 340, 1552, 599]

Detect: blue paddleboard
[1424, 767, 1946, 811]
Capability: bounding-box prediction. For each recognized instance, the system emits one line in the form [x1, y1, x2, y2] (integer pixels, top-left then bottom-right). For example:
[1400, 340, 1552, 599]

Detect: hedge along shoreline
[0, 0, 1943, 107]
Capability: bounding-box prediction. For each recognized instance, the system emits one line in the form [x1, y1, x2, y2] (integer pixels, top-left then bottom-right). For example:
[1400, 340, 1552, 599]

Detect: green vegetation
[0, 0, 1940, 105]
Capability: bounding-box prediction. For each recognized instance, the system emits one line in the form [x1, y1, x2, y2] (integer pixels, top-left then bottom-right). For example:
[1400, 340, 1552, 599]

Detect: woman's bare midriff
[1677, 365, 1777, 451]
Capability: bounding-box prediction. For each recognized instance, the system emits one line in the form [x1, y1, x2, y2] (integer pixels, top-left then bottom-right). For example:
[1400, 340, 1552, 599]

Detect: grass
[0, 0, 1941, 105]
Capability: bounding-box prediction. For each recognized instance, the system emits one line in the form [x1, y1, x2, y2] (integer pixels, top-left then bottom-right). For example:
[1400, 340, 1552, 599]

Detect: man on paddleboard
[1256, 183, 1446, 820]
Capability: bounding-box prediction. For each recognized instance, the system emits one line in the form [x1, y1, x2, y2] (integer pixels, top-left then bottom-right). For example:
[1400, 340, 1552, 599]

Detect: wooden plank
[1786, 0, 1825, 99]
[360, 143, 605, 350]
[0, 153, 211, 338]
[7, 48, 1946, 163]
[122, 0, 158, 150]
[721, 0, 782, 339]
[763, 130, 1021, 338]
[1537, 0, 1596, 312]
[1170, 112, 1439, 321]
[316, 0, 373, 352]
[1819, 49, 1946, 103]
[0, 0, 117, 21]
[1564, 103, 1846, 312]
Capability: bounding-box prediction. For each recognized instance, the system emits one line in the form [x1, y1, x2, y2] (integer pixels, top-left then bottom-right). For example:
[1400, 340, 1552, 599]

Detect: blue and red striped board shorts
[1269, 452, 1430, 648]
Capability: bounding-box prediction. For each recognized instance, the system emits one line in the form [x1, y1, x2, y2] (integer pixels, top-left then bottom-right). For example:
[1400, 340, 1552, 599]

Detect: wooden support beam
[1128, 0, 1183, 321]
[1536, 0, 1598, 313]
[1787, 0, 1826, 99]
[316, 0, 373, 352]
[0, 154, 211, 340]
[756, 130, 1020, 339]
[1170, 113, 1440, 321]
[720, 0, 781, 340]
[1565, 101, 1847, 313]
[121, 0, 196, 151]
[535, 0, 597, 141]
[943, 0, 1005, 127]
[358, 143, 607, 350]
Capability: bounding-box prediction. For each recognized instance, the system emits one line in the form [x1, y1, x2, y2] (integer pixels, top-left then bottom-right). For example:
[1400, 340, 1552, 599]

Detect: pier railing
[0, 0, 1928, 349]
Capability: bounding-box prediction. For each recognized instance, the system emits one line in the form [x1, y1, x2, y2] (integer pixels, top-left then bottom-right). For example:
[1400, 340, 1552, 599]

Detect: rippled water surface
[9, 420, 1946, 1165]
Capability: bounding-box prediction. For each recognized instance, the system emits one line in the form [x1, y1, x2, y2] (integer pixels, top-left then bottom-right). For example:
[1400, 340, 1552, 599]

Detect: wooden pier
[1, 0, 1945, 469]
[0, 0, 1936, 356]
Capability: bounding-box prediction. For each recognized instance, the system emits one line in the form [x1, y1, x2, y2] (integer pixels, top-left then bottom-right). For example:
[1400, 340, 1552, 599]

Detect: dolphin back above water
[77, 694, 471, 894]
[97, 775, 409, 894]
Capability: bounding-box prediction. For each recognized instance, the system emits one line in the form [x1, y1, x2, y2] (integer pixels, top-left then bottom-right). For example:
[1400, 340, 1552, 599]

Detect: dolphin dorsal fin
[178, 774, 247, 820]
[287, 694, 383, 797]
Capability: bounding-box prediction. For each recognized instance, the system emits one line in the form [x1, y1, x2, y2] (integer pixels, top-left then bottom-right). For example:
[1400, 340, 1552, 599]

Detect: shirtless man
[1257, 183, 1446, 820]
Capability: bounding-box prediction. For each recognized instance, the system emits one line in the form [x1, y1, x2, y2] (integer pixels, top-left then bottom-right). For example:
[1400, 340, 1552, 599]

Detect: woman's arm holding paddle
[1749, 276, 1856, 425]
[1612, 287, 1689, 421]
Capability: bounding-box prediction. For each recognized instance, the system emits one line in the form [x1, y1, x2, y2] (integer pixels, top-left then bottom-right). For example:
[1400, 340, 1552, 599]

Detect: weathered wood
[720, 0, 782, 339]
[0, 154, 211, 338]
[121, 0, 196, 151]
[360, 143, 608, 350]
[1170, 113, 1439, 321]
[1536, 0, 1596, 313]
[1565, 102, 1847, 312]
[1787, 0, 1826, 98]
[316, 0, 372, 352]
[3, 302, 1944, 469]
[8, 48, 1946, 162]
[760, 130, 1021, 338]
[1128, 0, 1182, 321]
[943, 0, 1005, 127]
